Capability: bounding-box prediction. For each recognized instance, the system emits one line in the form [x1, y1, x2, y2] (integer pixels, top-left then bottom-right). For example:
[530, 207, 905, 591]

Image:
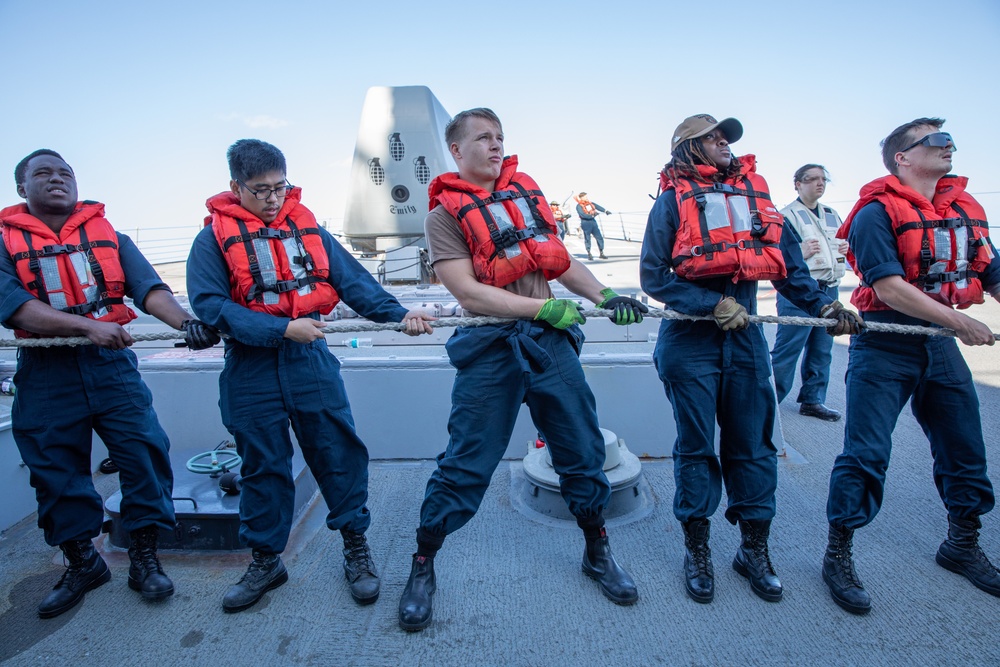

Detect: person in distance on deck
[769, 164, 850, 422]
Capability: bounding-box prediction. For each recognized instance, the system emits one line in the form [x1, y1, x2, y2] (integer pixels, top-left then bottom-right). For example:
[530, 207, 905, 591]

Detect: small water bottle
[1, 377, 15, 396]
[341, 338, 373, 348]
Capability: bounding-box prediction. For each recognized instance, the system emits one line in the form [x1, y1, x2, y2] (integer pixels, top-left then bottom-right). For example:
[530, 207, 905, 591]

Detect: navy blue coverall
[826, 202, 999, 528]
[419, 320, 610, 541]
[640, 190, 832, 524]
[187, 225, 409, 553]
[0, 234, 175, 546]
[576, 202, 609, 256]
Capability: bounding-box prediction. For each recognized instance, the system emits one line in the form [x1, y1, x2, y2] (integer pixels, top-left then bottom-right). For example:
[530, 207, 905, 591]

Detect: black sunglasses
[900, 132, 955, 153]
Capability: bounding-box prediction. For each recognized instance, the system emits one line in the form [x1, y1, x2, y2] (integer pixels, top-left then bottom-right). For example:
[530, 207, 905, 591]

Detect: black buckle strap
[235, 219, 269, 303]
[679, 181, 773, 203]
[62, 297, 125, 316]
[921, 269, 978, 288]
[13, 239, 117, 261]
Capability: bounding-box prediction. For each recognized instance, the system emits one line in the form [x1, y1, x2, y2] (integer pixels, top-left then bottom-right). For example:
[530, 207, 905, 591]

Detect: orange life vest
[575, 196, 598, 218]
[428, 156, 570, 287]
[205, 188, 340, 317]
[666, 155, 786, 282]
[550, 203, 568, 222]
[839, 174, 992, 311]
[0, 201, 136, 338]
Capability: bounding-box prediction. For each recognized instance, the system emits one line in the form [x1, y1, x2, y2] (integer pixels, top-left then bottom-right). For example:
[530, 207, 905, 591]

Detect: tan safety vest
[781, 199, 846, 284]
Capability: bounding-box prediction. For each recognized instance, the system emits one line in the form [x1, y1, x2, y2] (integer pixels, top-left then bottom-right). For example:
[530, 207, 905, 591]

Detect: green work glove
[596, 288, 649, 325]
[820, 301, 866, 336]
[713, 296, 750, 331]
[534, 298, 586, 329]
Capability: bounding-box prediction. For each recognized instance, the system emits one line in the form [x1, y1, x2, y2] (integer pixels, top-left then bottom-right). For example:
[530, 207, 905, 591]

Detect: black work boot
[222, 550, 288, 613]
[398, 554, 435, 631]
[733, 520, 782, 602]
[581, 528, 639, 605]
[936, 515, 1000, 597]
[682, 519, 714, 603]
[342, 530, 380, 605]
[599, 252, 608, 259]
[127, 526, 174, 600]
[586, 252, 593, 261]
[38, 539, 111, 619]
[822, 524, 871, 614]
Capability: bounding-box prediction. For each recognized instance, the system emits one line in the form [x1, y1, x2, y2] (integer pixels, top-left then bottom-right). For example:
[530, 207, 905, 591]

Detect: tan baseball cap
[670, 114, 743, 154]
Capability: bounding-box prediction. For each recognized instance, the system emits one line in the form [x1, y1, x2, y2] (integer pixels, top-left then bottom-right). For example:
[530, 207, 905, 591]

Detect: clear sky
[2, 0, 998, 256]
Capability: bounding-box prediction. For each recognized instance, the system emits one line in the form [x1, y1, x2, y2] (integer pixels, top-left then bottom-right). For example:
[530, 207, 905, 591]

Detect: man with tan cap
[575, 191, 612, 260]
[641, 114, 862, 605]
[550, 200, 571, 239]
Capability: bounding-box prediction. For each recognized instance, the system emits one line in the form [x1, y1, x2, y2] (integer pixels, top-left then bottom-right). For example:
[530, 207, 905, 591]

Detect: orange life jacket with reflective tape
[0, 201, 136, 338]
[205, 188, 340, 317]
[429, 156, 570, 287]
[839, 174, 992, 311]
[666, 155, 786, 282]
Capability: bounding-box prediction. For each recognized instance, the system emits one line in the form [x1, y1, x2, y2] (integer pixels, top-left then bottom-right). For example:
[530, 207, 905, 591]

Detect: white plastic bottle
[341, 338, 374, 348]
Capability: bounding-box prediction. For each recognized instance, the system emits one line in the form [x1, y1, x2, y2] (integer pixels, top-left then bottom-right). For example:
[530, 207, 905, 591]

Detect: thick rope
[1, 307, 996, 347]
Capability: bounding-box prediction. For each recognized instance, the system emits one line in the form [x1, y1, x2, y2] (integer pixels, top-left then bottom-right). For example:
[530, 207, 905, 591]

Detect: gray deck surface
[2, 235, 999, 666]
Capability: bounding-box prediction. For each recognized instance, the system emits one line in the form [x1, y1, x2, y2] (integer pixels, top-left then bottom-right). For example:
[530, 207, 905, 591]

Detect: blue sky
[1, 0, 998, 255]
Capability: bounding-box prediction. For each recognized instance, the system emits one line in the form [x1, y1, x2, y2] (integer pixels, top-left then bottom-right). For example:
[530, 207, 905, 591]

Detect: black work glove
[182, 319, 222, 350]
[604, 210, 613, 215]
[819, 301, 865, 336]
[596, 288, 648, 325]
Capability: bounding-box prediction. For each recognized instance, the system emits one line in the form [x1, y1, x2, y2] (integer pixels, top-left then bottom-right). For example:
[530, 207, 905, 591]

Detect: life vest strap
[679, 181, 773, 203]
[221, 226, 319, 252]
[688, 238, 778, 258]
[62, 297, 125, 316]
[919, 269, 979, 289]
[488, 227, 542, 259]
[11, 239, 117, 262]
[894, 217, 988, 235]
[455, 188, 545, 220]
[246, 275, 323, 302]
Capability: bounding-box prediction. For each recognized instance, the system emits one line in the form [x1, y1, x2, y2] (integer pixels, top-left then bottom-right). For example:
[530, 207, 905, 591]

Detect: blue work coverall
[640, 191, 831, 524]
[576, 202, 609, 256]
[419, 319, 610, 540]
[771, 278, 840, 404]
[826, 202, 999, 528]
[187, 225, 409, 553]
[0, 233, 175, 546]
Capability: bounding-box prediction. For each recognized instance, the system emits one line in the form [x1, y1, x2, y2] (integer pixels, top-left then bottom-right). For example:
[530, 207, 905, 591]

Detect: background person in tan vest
[769, 164, 849, 422]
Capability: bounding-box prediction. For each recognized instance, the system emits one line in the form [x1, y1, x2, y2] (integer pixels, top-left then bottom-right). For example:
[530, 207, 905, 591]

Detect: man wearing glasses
[770, 164, 850, 422]
[823, 118, 1000, 614]
[187, 139, 434, 613]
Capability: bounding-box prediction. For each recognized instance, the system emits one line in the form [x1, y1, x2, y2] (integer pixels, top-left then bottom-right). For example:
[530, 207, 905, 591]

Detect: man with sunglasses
[187, 139, 435, 613]
[822, 118, 1000, 615]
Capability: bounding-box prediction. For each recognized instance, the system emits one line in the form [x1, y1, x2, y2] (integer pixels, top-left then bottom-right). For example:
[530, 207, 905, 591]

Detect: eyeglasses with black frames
[900, 132, 955, 153]
[236, 180, 294, 200]
[800, 175, 831, 185]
